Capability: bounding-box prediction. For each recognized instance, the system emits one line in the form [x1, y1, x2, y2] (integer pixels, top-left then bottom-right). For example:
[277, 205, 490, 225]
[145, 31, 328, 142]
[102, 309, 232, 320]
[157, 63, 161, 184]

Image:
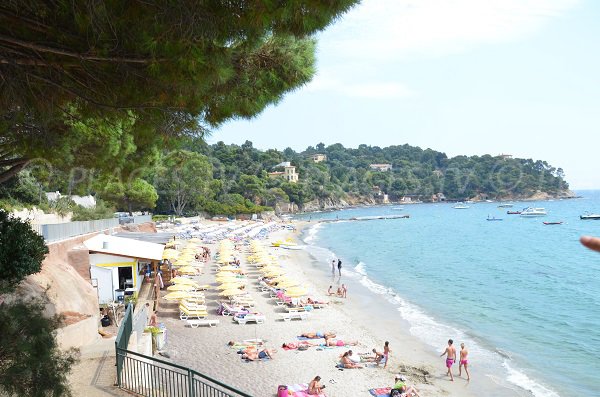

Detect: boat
[487, 215, 503, 221]
[520, 207, 547, 217]
[453, 202, 470, 209]
[580, 212, 600, 220]
[507, 210, 521, 215]
[498, 203, 513, 208]
[543, 221, 563, 225]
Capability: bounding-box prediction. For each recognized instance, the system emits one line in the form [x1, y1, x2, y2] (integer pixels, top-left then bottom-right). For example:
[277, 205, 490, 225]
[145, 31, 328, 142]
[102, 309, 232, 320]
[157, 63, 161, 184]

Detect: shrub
[0, 210, 48, 294]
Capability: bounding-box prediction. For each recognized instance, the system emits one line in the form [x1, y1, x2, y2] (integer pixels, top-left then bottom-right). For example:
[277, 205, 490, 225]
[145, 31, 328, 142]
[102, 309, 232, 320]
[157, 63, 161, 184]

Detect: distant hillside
[183, 140, 571, 213]
[1, 140, 571, 216]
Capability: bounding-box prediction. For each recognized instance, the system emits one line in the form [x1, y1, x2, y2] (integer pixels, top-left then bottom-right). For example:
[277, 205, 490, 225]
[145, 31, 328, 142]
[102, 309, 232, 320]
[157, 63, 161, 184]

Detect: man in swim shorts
[440, 339, 456, 381]
[458, 342, 470, 381]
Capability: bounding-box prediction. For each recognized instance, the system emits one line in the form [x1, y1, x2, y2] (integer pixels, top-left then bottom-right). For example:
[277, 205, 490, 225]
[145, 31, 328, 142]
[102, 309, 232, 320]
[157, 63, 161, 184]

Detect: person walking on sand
[337, 259, 342, 277]
[459, 343, 470, 381]
[440, 339, 457, 381]
[331, 259, 336, 275]
[341, 283, 347, 298]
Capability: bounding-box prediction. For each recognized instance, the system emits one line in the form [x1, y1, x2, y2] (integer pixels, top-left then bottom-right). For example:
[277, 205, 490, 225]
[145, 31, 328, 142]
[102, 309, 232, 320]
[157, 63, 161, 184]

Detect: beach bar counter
[84, 234, 164, 304]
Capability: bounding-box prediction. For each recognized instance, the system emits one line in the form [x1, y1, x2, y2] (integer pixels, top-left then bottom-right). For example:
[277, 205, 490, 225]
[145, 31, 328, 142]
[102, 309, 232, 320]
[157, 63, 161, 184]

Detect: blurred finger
[580, 236, 600, 253]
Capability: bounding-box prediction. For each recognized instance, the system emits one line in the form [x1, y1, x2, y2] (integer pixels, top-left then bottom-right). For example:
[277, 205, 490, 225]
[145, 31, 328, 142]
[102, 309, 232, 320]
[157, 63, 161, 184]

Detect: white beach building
[84, 234, 164, 304]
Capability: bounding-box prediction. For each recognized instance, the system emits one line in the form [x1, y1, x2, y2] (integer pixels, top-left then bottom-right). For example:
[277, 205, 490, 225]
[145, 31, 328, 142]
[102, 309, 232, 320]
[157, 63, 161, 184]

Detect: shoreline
[287, 191, 580, 216]
[157, 220, 525, 397]
[297, 222, 527, 397]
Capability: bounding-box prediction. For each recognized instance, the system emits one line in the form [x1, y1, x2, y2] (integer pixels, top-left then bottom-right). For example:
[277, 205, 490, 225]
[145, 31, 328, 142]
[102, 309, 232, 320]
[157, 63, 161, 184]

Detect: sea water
[298, 191, 600, 397]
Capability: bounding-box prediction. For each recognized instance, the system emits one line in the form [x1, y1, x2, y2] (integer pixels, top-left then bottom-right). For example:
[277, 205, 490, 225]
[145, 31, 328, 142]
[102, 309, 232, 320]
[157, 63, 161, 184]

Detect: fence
[40, 218, 119, 242]
[35, 215, 153, 242]
[133, 215, 153, 224]
[115, 305, 251, 397]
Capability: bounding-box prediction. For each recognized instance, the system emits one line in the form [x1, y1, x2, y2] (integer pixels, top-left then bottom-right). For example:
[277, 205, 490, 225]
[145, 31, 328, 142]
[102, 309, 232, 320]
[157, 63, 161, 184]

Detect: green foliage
[0, 298, 78, 397]
[0, 210, 48, 294]
[155, 150, 212, 216]
[0, 1, 359, 183]
[177, 140, 570, 209]
[71, 200, 115, 221]
[98, 177, 158, 214]
[152, 215, 170, 222]
[201, 194, 271, 216]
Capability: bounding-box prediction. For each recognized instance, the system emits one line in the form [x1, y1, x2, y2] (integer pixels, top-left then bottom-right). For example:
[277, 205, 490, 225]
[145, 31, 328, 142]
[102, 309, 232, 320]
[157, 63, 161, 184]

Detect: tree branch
[0, 160, 29, 183]
[0, 34, 163, 64]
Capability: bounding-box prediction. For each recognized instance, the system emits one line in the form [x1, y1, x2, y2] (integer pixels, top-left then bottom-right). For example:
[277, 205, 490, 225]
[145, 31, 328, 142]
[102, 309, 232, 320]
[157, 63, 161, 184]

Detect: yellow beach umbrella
[284, 287, 308, 297]
[217, 282, 245, 290]
[277, 280, 299, 288]
[171, 277, 198, 285]
[220, 289, 246, 296]
[167, 283, 197, 291]
[163, 291, 204, 301]
[162, 249, 179, 259]
[178, 266, 199, 275]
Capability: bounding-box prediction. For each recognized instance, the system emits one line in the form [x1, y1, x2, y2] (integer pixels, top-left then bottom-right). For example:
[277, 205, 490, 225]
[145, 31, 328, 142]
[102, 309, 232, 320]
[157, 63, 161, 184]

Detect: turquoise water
[298, 191, 600, 397]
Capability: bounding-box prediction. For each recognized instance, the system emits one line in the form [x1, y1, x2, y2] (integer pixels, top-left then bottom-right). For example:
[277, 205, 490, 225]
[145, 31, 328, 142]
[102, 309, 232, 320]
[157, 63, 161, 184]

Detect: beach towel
[286, 383, 327, 397]
[368, 387, 391, 397]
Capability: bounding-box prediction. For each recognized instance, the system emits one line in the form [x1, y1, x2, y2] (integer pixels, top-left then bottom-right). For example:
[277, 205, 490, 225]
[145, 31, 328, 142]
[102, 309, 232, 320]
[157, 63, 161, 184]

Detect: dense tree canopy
[0, 0, 359, 182]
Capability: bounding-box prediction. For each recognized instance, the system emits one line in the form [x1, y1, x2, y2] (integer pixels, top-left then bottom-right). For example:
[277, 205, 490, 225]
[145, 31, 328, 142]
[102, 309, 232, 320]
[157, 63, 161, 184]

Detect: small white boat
[520, 207, 547, 217]
[580, 212, 600, 220]
[453, 202, 470, 209]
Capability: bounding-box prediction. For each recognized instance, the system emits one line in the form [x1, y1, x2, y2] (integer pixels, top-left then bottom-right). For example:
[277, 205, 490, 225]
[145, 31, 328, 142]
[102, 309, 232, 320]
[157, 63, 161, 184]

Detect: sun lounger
[233, 313, 266, 325]
[219, 302, 248, 316]
[186, 319, 220, 328]
[179, 301, 208, 320]
[279, 312, 310, 322]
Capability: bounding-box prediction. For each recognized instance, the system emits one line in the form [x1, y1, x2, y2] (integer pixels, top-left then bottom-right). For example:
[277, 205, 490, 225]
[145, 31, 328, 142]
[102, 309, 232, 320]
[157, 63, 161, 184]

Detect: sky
[209, 0, 600, 189]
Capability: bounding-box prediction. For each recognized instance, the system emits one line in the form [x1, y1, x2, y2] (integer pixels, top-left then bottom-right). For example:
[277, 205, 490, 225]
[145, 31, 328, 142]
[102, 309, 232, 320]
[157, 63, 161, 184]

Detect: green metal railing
[115, 305, 251, 397]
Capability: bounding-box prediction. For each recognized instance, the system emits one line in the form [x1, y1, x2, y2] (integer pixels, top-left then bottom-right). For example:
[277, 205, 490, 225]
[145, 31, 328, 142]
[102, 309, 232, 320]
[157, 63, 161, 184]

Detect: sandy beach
[157, 220, 518, 397]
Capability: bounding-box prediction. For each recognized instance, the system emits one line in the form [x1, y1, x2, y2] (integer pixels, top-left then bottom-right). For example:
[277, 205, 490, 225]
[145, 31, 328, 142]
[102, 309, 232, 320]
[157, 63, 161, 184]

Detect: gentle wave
[303, 223, 323, 244]
[304, 224, 562, 397]
[503, 361, 560, 397]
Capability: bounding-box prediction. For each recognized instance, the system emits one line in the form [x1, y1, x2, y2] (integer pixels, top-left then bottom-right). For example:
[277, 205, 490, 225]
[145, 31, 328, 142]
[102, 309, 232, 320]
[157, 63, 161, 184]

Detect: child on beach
[383, 341, 390, 368]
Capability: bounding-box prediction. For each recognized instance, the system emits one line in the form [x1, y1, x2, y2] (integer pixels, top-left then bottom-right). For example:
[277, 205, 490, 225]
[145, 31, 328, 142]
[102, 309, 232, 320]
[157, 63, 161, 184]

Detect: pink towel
[286, 383, 327, 397]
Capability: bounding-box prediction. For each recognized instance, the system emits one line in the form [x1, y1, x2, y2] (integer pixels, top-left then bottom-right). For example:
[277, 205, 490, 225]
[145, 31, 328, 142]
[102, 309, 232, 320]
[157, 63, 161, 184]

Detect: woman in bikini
[308, 376, 324, 395]
[340, 351, 363, 368]
[325, 335, 358, 347]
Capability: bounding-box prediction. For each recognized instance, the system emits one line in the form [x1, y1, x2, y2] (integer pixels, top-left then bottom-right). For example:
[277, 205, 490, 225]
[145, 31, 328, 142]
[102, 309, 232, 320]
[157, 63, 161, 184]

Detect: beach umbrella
[167, 284, 197, 291]
[218, 265, 241, 272]
[219, 289, 246, 296]
[178, 266, 199, 275]
[162, 249, 179, 259]
[171, 277, 198, 285]
[163, 291, 204, 301]
[216, 283, 245, 290]
[285, 287, 308, 297]
[277, 279, 299, 288]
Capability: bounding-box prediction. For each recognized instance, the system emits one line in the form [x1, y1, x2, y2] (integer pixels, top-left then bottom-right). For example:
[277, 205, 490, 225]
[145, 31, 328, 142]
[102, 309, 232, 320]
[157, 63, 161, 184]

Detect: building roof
[84, 234, 164, 261]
